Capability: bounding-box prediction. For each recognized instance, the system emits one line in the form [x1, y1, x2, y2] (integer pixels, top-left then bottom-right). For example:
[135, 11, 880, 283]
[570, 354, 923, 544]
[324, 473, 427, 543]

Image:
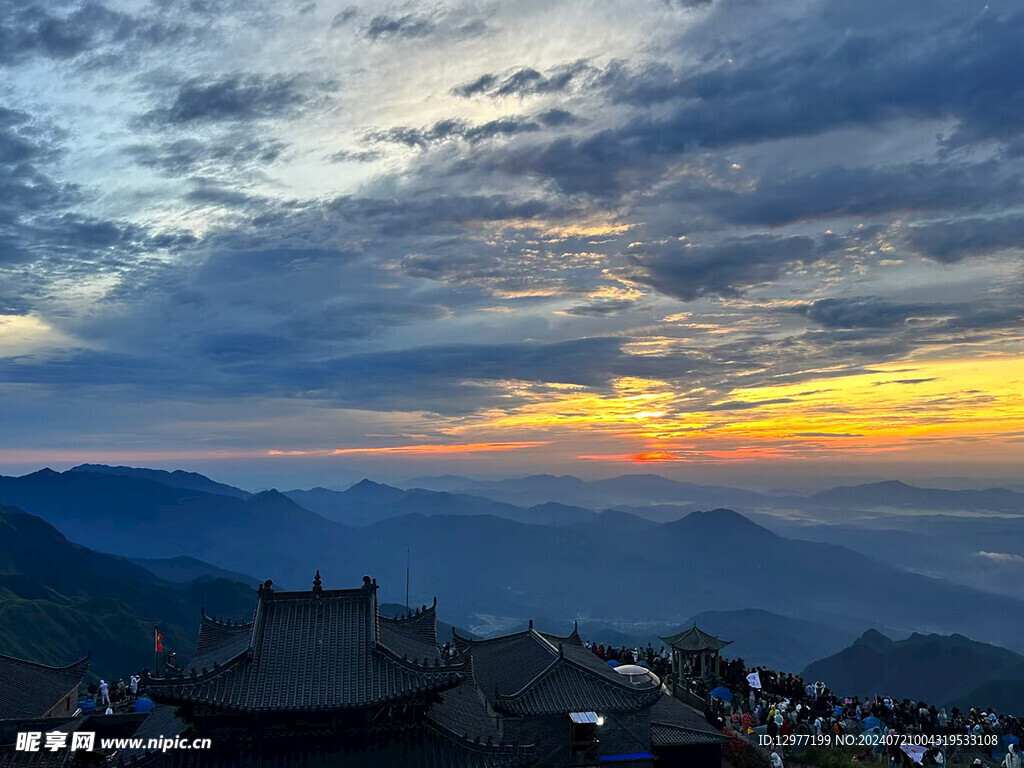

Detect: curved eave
[147, 672, 464, 713]
[492, 655, 662, 716]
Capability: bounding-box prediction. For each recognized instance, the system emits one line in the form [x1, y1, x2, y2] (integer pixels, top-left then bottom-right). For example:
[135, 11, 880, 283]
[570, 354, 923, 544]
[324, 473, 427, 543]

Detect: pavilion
[659, 625, 732, 698]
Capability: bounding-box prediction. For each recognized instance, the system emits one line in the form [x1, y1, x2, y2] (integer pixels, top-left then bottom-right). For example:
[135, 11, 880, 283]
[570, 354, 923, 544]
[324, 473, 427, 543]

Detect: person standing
[99, 680, 109, 707]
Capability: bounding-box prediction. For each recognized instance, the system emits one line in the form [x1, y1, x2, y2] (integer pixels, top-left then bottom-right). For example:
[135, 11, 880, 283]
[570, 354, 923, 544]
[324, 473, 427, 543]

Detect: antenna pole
[406, 547, 410, 611]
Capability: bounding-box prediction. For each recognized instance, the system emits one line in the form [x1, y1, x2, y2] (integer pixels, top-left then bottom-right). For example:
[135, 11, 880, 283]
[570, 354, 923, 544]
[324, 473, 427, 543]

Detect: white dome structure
[612, 664, 661, 686]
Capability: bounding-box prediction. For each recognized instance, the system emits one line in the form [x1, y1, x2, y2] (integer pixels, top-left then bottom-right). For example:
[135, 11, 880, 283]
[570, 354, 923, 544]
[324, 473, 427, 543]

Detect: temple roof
[0, 654, 89, 720]
[659, 624, 732, 652]
[648, 695, 729, 747]
[145, 575, 461, 713]
[378, 599, 441, 665]
[463, 625, 661, 717]
[191, 612, 253, 672]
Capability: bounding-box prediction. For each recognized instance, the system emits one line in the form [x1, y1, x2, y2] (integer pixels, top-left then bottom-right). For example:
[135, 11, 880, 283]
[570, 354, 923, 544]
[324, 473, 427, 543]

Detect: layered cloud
[1, 0, 1023, 481]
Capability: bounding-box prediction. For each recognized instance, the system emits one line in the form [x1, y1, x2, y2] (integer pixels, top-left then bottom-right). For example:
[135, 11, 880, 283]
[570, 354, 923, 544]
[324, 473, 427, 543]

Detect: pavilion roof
[659, 625, 732, 652]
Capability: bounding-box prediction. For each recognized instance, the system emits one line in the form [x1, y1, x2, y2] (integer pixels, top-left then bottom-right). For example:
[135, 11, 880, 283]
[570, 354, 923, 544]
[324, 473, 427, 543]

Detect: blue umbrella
[861, 716, 883, 731]
[606, 659, 620, 667]
[134, 697, 154, 713]
[710, 686, 733, 702]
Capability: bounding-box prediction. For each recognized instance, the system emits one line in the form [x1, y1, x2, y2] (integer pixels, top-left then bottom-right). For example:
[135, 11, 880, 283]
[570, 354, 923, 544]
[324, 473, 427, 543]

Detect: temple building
[132, 573, 725, 768]
[0, 653, 89, 720]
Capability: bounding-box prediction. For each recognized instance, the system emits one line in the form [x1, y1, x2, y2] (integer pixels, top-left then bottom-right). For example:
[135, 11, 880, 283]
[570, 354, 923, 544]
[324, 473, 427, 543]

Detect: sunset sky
[2, 0, 1023, 490]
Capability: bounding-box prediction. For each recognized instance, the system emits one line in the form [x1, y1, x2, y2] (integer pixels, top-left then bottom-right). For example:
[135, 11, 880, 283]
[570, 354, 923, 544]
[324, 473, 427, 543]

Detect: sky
[1, 0, 1023, 490]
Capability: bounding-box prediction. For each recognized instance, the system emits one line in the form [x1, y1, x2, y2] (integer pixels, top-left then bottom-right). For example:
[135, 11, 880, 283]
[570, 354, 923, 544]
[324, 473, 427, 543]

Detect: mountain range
[0, 503, 254, 679]
[405, 474, 1024, 516]
[803, 629, 1024, 715]
[284, 479, 596, 526]
[3, 467, 1024, 660]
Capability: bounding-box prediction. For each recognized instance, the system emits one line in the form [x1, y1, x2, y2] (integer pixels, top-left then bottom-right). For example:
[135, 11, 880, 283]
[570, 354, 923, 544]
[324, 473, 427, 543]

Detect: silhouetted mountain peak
[27, 467, 59, 478]
[248, 489, 289, 502]
[854, 628, 895, 651]
[345, 478, 405, 494]
[673, 507, 773, 537]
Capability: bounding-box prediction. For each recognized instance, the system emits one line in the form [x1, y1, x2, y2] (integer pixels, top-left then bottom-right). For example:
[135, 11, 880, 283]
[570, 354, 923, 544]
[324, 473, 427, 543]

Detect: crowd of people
[584, 641, 672, 680]
[583, 640, 1022, 768]
[84, 674, 148, 714]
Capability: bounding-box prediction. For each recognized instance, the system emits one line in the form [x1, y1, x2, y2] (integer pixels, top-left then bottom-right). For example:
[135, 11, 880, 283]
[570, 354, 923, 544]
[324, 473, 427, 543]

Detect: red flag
[155, 629, 163, 653]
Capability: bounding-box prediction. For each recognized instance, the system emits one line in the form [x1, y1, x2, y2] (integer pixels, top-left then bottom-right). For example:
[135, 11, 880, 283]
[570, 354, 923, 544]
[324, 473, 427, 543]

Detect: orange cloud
[268, 441, 550, 457]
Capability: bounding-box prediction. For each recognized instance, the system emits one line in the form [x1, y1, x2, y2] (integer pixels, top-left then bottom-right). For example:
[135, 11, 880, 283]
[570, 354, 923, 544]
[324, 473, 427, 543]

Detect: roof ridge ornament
[313, 570, 323, 596]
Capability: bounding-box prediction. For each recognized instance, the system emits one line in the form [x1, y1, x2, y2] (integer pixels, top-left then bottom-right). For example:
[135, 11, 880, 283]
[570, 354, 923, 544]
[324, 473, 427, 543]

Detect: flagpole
[405, 548, 410, 611]
[154, 624, 158, 675]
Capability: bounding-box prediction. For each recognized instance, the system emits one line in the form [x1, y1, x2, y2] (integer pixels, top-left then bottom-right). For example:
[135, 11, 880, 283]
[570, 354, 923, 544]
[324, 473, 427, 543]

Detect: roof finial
[313, 569, 323, 595]
[528, 619, 533, 630]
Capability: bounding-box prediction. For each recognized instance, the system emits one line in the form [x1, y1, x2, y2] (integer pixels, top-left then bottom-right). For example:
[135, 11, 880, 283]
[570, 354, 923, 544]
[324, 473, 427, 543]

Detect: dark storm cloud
[127, 134, 288, 177]
[705, 397, 796, 411]
[562, 299, 639, 317]
[267, 337, 706, 413]
[369, 116, 543, 148]
[905, 215, 1024, 263]
[0, 110, 68, 251]
[0, 296, 31, 315]
[793, 298, 944, 329]
[475, 7, 1024, 197]
[626, 235, 816, 300]
[327, 148, 383, 163]
[364, 13, 434, 39]
[0, 1, 192, 67]
[138, 74, 334, 126]
[0, 335, 696, 415]
[874, 378, 937, 386]
[0, 105, 160, 277]
[452, 60, 596, 98]
[793, 297, 1024, 339]
[330, 6, 358, 27]
[361, 11, 487, 41]
[693, 161, 1024, 228]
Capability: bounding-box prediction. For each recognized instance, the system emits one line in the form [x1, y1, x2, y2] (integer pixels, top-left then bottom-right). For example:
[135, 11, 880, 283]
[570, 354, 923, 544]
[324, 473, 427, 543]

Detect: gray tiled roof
[379, 606, 442, 665]
[659, 625, 731, 652]
[145, 581, 460, 712]
[427, 683, 503, 745]
[468, 628, 661, 716]
[190, 613, 253, 672]
[0, 654, 89, 720]
[494, 658, 662, 716]
[465, 631, 560, 701]
[649, 694, 729, 746]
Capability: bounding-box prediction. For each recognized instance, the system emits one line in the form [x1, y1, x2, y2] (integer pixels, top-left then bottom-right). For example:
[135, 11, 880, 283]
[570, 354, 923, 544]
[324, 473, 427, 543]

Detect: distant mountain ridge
[284, 479, 596, 526]
[803, 629, 1024, 715]
[405, 473, 1024, 516]
[71, 464, 250, 499]
[404, 473, 768, 511]
[5, 468, 1024, 660]
[0, 503, 254, 679]
[129, 556, 259, 587]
